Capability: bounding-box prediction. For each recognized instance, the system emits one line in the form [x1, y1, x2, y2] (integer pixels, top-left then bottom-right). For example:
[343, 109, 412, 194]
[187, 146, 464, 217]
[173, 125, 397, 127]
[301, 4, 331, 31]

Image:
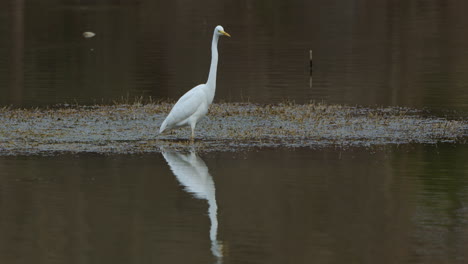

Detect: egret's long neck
[206, 32, 219, 89]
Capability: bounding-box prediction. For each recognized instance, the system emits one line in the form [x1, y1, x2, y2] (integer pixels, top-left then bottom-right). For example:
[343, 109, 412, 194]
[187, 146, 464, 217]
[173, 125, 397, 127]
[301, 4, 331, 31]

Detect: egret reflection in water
[162, 150, 223, 261]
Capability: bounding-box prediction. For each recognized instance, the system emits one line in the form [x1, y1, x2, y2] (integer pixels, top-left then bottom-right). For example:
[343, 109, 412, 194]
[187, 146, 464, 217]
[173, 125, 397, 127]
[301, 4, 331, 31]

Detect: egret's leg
[190, 123, 196, 143]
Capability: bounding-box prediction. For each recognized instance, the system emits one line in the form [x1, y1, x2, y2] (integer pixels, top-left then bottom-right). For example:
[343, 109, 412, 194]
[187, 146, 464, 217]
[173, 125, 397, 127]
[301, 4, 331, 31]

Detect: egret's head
[215, 25, 231, 37]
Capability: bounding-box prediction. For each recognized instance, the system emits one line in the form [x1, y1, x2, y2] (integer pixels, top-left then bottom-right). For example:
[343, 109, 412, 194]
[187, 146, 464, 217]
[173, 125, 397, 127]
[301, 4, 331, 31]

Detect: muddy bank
[0, 102, 466, 155]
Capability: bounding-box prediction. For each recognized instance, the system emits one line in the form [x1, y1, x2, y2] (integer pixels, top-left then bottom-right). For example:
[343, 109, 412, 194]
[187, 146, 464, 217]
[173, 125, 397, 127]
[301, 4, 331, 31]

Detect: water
[0, 144, 467, 264]
[0, 1, 467, 263]
[0, 1, 467, 113]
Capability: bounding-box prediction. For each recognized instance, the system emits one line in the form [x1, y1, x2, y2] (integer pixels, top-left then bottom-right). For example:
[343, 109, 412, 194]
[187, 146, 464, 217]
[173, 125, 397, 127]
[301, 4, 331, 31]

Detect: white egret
[159, 25, 231, 141]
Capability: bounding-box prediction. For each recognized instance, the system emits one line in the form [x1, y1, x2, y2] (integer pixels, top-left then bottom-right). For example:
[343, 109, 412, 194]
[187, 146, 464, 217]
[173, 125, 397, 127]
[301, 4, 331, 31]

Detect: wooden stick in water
[309, 49, 313, 75]
[309, 50, 313, 88]
[309, 50, 313, 75]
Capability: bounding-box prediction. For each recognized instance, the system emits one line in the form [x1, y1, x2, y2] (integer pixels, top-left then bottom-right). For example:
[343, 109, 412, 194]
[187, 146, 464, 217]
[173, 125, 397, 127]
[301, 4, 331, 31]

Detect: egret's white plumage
[159, 25, 230, 141]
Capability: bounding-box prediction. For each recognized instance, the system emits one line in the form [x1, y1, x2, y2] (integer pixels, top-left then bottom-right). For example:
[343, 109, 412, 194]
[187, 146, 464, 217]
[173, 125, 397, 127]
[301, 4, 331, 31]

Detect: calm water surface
[0, 1, 467, 113]
[0, 144, 467, 264]
[1, 1, 467, 263]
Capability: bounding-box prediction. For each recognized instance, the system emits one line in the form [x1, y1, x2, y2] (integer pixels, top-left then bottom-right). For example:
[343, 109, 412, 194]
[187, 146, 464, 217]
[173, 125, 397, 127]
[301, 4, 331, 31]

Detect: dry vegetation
[0, 102, 466, 155]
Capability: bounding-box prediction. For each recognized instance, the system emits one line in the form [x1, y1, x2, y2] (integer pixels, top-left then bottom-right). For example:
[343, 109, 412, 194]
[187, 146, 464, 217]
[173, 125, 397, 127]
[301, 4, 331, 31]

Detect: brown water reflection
[0, 144, 467, 264]
[0, 1, 467, 113]
[1, 2, 467, 263]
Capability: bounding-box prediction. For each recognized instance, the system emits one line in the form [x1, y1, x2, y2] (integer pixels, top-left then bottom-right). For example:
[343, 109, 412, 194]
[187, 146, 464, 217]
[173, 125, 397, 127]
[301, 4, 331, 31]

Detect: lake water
[0, 1, 467, 263]
[0, 144, 467, 263]
[1, 0, 467, 114]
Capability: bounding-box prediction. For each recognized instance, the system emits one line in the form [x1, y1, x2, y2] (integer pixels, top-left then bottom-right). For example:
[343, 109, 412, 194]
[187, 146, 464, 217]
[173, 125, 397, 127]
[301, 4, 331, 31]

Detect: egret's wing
[162, 85, 206, 130]
[175, 84, 204, 105]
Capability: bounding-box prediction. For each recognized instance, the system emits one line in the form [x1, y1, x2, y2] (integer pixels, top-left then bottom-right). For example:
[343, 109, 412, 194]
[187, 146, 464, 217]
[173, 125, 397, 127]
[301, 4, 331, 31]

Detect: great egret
[159, 25, 231, 141]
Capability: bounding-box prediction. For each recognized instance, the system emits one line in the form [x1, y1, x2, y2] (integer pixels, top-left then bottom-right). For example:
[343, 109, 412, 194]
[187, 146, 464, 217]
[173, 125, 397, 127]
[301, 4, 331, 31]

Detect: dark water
[0, 144, 467, 263]
[0, 0, 467, 113]
[1, 2, 468, 263]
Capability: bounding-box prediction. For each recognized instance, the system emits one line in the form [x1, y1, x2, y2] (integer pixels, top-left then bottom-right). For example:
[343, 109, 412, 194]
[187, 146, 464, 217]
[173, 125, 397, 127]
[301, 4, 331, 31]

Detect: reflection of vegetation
[392, 144, 468, 260]
[417, 145, 468, 230]
[419, 145, 467, 205]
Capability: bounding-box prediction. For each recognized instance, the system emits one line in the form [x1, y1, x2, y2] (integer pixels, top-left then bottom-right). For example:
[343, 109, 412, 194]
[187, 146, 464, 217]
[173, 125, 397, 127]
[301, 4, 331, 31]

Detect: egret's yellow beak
[220, 30, 231, 37]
